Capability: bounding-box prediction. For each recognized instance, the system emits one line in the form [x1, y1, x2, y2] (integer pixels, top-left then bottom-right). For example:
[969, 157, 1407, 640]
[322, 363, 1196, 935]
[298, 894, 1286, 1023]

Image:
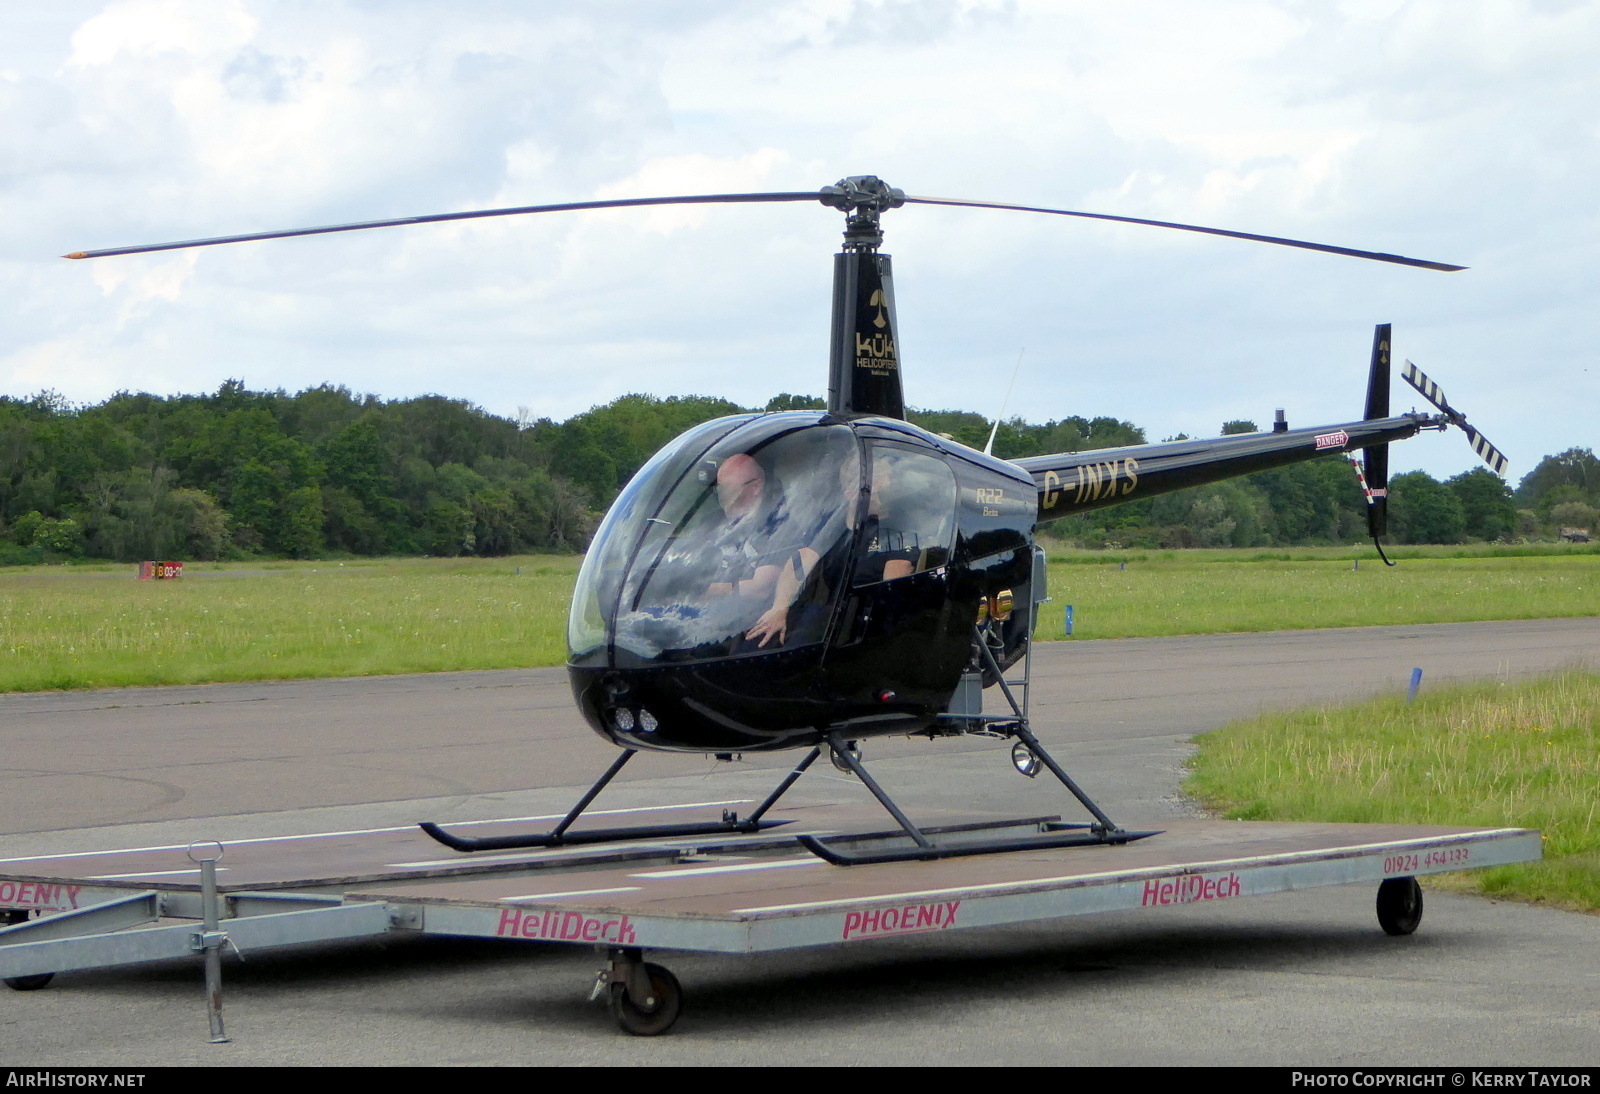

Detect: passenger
[856, 457, 918, 584]
[748, 450, 923, 648]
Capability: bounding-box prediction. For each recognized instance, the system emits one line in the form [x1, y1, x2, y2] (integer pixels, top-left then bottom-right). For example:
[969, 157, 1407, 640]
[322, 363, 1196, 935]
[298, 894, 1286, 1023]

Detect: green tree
[10, 510, 43, 546]
[1549, 501, 1597, 534]
[1448, 467, 1516, 541]
[80, 469, 228, 560]
[1247, 458, 1363, 544]
[1389, 471, 1466, 544]
[321, 417, 407, 553]
[32, 517, 85, 556]
[1515, 448, 1599, 510]
[536, 393, 747, 505]
[164, 488, 228, 559]
[1148, 480, 1270, 548]
[279, 486, 325, 558]
[765, 393, 826, 411]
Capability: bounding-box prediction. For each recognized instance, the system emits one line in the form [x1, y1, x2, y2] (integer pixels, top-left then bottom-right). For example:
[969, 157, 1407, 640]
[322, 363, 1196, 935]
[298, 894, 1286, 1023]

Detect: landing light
[830, 740, 863, 774]
[613, 708, 636, 732]
[1011, 741, 1041, 778]
[638, 709, 659, 734]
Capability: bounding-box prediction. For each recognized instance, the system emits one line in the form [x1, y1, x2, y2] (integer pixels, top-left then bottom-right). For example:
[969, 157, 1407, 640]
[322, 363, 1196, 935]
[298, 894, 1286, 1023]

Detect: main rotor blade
[903, 195, 1466, 272]
[63, 191, 826, 260]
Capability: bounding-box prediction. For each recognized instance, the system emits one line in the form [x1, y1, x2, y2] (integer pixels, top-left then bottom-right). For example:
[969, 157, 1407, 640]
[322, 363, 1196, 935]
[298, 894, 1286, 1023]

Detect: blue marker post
[1064, 605, 1074, 637]
[1407, 667, 1423, 703]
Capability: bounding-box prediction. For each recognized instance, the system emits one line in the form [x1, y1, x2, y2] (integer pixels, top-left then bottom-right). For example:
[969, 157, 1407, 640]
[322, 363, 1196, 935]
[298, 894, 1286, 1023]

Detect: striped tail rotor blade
[1463, 425, 1509, 476]
[1403, 359, 1507, 476]
[1400, 360, 1452, 415]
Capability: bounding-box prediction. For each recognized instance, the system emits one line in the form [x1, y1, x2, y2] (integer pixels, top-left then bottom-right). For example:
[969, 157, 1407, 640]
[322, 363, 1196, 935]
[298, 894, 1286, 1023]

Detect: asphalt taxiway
[0, 618, 1595, 1065]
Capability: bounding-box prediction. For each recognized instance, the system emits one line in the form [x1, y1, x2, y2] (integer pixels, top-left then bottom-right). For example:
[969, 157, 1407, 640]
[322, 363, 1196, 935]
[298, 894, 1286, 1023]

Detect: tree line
[1, 384, 1591, 563]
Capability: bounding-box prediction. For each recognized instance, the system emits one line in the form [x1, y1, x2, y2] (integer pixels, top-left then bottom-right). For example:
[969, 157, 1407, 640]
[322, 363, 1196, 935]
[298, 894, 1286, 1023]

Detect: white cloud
[1, 0, 1594, 483]
[68, 0, 256, 69]
[89, 250, 197, 326]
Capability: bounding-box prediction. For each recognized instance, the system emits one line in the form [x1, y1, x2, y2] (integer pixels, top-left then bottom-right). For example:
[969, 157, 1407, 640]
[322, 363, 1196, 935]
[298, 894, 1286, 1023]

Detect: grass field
[1186, 672, 1600, 913]
[0, 556, 580, 692]
[1031, 545, 1600, 639]
[0, 543, 1595, 692]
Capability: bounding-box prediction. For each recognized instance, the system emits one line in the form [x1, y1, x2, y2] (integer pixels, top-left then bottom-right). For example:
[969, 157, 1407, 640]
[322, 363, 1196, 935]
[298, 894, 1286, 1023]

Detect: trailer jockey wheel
[2, 909, 54, 991]
[609, 962, 682, 1036]
[1376, 877, 1423, 936]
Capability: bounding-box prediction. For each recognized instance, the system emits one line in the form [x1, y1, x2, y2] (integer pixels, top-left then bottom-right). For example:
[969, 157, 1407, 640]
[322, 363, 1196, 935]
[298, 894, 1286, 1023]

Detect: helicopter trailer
[0, 804, 1540, 1038]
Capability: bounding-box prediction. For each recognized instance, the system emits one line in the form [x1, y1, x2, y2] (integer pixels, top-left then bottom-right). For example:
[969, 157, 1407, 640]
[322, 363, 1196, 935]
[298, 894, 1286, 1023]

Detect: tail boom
[1018, 415, 1430, 521]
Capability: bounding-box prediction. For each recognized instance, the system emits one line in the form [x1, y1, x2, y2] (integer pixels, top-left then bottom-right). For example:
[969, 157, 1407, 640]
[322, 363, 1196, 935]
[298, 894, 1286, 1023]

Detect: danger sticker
[842, 900, 960, 941]
[1315, 430, 1350, 451]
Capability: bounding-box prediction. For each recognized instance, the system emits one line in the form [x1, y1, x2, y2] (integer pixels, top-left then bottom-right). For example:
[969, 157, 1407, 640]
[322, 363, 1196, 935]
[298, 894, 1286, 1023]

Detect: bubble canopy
[568, 413, 866, 669]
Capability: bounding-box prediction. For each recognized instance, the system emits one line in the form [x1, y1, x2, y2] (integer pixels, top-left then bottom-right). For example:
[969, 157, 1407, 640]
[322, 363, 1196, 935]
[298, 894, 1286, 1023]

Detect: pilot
[613, 453, 790, 659]
[705, 453, 788, 602]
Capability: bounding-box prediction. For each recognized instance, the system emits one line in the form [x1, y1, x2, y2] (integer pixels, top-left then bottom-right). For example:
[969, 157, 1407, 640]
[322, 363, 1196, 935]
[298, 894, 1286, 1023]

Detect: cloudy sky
[3, 0, 1596, 481]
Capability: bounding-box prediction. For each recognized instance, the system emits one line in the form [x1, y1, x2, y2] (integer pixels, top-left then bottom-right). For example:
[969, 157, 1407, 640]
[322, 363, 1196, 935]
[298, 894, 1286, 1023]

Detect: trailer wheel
[2, 910, 54, 990]
[608, 962, 682, 1036]
[1377, 877, 1423, 936]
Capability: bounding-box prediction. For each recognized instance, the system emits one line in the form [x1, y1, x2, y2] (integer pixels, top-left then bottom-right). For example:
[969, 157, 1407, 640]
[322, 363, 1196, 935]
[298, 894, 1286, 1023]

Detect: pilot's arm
[745, 547, 819, 647]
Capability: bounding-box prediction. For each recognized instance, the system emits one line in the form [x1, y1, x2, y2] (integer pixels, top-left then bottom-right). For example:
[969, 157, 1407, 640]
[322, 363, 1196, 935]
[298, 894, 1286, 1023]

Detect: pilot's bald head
[716, 453, 765, 519]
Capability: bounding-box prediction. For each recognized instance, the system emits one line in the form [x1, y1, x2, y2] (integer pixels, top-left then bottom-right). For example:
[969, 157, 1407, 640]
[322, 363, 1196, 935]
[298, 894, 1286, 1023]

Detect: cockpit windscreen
[568, 416, 860, 667]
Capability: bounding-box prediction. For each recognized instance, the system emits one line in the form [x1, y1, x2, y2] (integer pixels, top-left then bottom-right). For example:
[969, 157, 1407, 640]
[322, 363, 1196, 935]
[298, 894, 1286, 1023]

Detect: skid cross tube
[421, 747, 800, 853]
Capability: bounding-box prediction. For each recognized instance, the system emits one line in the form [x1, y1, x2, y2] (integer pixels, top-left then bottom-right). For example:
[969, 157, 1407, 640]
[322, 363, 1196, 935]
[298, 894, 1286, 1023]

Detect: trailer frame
[0, 807, 1541, 1037]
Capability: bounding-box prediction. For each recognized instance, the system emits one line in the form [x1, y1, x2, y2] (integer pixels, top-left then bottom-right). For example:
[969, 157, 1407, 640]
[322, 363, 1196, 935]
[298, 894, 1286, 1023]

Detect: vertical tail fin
[1362, 324, 1391, 540]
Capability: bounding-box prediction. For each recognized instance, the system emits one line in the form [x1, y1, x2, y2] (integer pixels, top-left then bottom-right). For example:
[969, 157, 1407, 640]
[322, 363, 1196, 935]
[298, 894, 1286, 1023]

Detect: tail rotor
[1400, 360, 1508, 476]
[1350, 325, 1506, 566]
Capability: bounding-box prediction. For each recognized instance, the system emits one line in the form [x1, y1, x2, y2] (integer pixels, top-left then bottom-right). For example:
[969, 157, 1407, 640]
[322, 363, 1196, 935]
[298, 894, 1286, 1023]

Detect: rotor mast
[822, 176, 907, 420]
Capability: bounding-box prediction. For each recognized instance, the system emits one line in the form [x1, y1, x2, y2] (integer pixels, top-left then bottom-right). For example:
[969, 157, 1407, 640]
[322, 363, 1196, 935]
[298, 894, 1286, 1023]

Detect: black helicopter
[68, 176, 1505, 864]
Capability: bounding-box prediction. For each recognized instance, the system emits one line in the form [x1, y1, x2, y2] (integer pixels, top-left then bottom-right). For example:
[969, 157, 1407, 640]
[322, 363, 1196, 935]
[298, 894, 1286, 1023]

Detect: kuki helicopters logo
[856, 289, 898, 373]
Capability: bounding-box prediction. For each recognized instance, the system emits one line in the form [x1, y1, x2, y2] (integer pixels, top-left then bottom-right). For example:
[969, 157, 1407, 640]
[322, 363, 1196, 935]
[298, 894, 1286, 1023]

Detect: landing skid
[422, 628, 1155, 863]
[797, 827, 1147, 866]
[796, 729, 1158, 864]
[420, 746, 813, 852]
[797, 626, 1160, 864]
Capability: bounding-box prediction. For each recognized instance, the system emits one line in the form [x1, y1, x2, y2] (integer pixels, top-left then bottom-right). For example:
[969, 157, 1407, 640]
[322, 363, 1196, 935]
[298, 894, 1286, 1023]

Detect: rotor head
[819, 176, 907, 250]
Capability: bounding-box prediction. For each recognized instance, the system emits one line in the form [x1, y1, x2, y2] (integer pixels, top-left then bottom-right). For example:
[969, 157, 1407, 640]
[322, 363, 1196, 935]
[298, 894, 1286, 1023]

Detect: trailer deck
[0, 799, 1541, 1036]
